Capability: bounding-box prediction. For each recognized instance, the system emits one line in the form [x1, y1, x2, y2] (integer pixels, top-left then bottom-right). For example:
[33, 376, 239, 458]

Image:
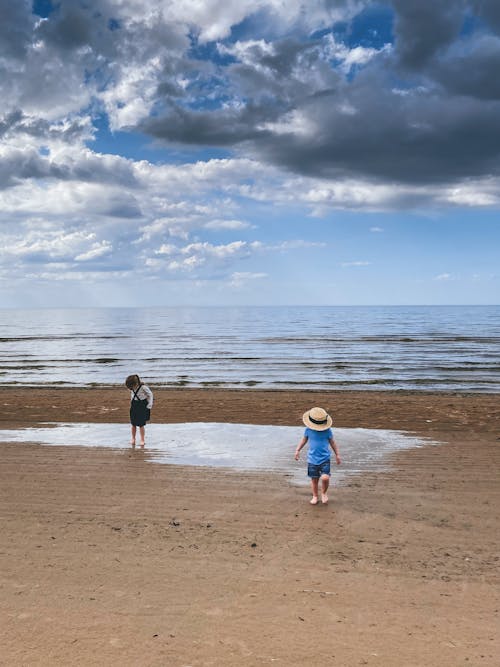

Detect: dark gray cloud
[257, 80, 500, 183]
[37, 4, 95, 51]
[0, 110, 89, 143]
[433, 35, 500, 100]
[0, 111, 140, 192]
[141, 104, 272, 146]
[141, 35, 341, 145]
[36, 0, 186, 60]
[35, 0, 121, 57]
[473, 0, 500, 33]
[139, 1, 500, 186]
[0, 150, 140, 192]
[102, 197, 142, 218]
[0, 110, 24, 137]
[0, 148, 50, 189]
[0, 0, 34, 59]
[391, 0, 466, 69]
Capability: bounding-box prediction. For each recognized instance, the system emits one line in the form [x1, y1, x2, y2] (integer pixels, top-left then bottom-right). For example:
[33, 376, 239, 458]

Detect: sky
[0, 0, 499, 307]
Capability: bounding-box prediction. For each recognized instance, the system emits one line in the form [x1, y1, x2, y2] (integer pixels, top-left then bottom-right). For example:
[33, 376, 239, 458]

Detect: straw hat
[302, 407, 332, 431]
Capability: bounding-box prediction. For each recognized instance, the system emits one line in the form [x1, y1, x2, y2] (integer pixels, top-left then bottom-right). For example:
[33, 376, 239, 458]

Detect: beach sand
[0, 388, 499, 666]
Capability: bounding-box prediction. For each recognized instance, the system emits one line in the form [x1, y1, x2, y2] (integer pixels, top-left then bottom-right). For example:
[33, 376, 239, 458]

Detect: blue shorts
[307, 459, 331, 479]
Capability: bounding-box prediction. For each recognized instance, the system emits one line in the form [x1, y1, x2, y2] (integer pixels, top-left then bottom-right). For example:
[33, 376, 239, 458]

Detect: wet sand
[0, 388, 499, 666]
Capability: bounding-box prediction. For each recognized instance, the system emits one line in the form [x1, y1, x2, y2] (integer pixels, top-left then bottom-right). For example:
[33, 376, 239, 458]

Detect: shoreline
[2, 383, 499, 393]
[3, 383, 499, 390]
[1, 386, 499, 433]
[0, 388, 499, 665]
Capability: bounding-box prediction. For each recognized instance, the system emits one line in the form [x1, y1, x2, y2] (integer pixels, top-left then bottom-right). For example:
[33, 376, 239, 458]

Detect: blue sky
[0, 0, 499, 306]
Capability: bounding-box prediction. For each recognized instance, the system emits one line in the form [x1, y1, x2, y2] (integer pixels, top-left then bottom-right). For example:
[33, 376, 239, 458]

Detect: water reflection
[0, 422, 435, 485]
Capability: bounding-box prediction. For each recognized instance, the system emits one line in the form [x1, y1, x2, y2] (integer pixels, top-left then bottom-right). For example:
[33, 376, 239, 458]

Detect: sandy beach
[0, 388, 499, 666]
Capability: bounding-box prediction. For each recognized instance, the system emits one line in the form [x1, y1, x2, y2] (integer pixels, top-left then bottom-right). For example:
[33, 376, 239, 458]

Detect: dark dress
[130, 385, 151, 427]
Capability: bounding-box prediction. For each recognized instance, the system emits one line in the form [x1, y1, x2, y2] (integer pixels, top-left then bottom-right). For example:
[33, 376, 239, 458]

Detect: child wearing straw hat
[294, 407, 341, 505]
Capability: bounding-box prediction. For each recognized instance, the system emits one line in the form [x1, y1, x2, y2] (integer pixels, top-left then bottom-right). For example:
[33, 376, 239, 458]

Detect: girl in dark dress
[125, 374, 153, 447]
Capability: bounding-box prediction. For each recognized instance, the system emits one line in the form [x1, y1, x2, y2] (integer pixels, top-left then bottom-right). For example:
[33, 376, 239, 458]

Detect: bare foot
[140, 442, 145, 448]
[130, 441, 136, 447]
[321, 493, 329, 504]
[310, 496, 318, 505]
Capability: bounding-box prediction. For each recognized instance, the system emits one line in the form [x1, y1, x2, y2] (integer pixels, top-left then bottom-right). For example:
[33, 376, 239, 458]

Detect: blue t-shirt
[305, 427, 334, 465]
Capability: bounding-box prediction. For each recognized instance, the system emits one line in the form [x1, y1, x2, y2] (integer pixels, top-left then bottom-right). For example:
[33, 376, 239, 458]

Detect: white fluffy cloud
[2, 143, 500, 283]
[1, 228, 112, 263]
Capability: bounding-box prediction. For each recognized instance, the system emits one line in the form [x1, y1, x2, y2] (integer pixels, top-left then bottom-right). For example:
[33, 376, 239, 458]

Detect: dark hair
[125, 374, 141, 389]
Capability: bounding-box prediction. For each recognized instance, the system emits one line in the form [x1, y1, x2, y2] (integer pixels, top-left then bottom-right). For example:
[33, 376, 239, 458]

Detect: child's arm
[143, 385, 154, 409]
[329, 437, 341, 465]
[294, 436, 308, 460]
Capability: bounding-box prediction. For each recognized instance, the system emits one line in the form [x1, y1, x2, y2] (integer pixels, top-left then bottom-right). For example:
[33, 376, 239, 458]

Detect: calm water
[0, 423, 433, 485]
[0, 306, 499, 391]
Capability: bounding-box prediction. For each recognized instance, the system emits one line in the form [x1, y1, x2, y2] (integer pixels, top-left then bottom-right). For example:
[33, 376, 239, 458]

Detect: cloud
[259, 80, 500, 184]
[75, 241, 113, 262]
[2, 0, 500, 293]
[472, 0, 500, 35]
[391, 0, 465, 70]
[229, 271, 268, 287]
[156, 239, 257, 260]
[161, 0, 366, 42]
[204, 218, 253, 230]
[150, 239, 263, 276]
[432, 34, 500, 101]
[5, 1, 500, 191]
[138, 31, 388, 150]
[341, 260, 371, 267]
[0, 228, 111, 264]
[0, 1, 35, 61]
[2, 149, 499, 285]
[271, 240, 326, 250]
[130, 5, 500, 188]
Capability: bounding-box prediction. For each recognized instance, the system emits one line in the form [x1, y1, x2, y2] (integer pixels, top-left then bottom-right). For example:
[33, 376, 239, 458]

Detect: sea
[1, 305, 499, 392]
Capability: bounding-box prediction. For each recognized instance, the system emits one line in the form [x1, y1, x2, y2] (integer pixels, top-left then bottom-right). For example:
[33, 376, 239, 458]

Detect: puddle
[0, 422, 435, 485]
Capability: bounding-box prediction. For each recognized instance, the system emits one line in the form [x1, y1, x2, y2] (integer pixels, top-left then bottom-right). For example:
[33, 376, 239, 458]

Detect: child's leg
[320, 474, 330, 504]
[130, 425, 137, 445]
[310, 477, 319, 504]
[139, 426, 146, 446]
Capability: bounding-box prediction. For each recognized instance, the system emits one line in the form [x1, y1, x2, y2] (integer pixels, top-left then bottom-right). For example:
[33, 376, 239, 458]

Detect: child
[294, 407, 341, 505]
[125, 374, 153, 447]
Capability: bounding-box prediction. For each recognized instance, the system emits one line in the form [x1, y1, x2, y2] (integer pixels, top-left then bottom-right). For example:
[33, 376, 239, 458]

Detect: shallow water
[0, 423, 434, 485]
